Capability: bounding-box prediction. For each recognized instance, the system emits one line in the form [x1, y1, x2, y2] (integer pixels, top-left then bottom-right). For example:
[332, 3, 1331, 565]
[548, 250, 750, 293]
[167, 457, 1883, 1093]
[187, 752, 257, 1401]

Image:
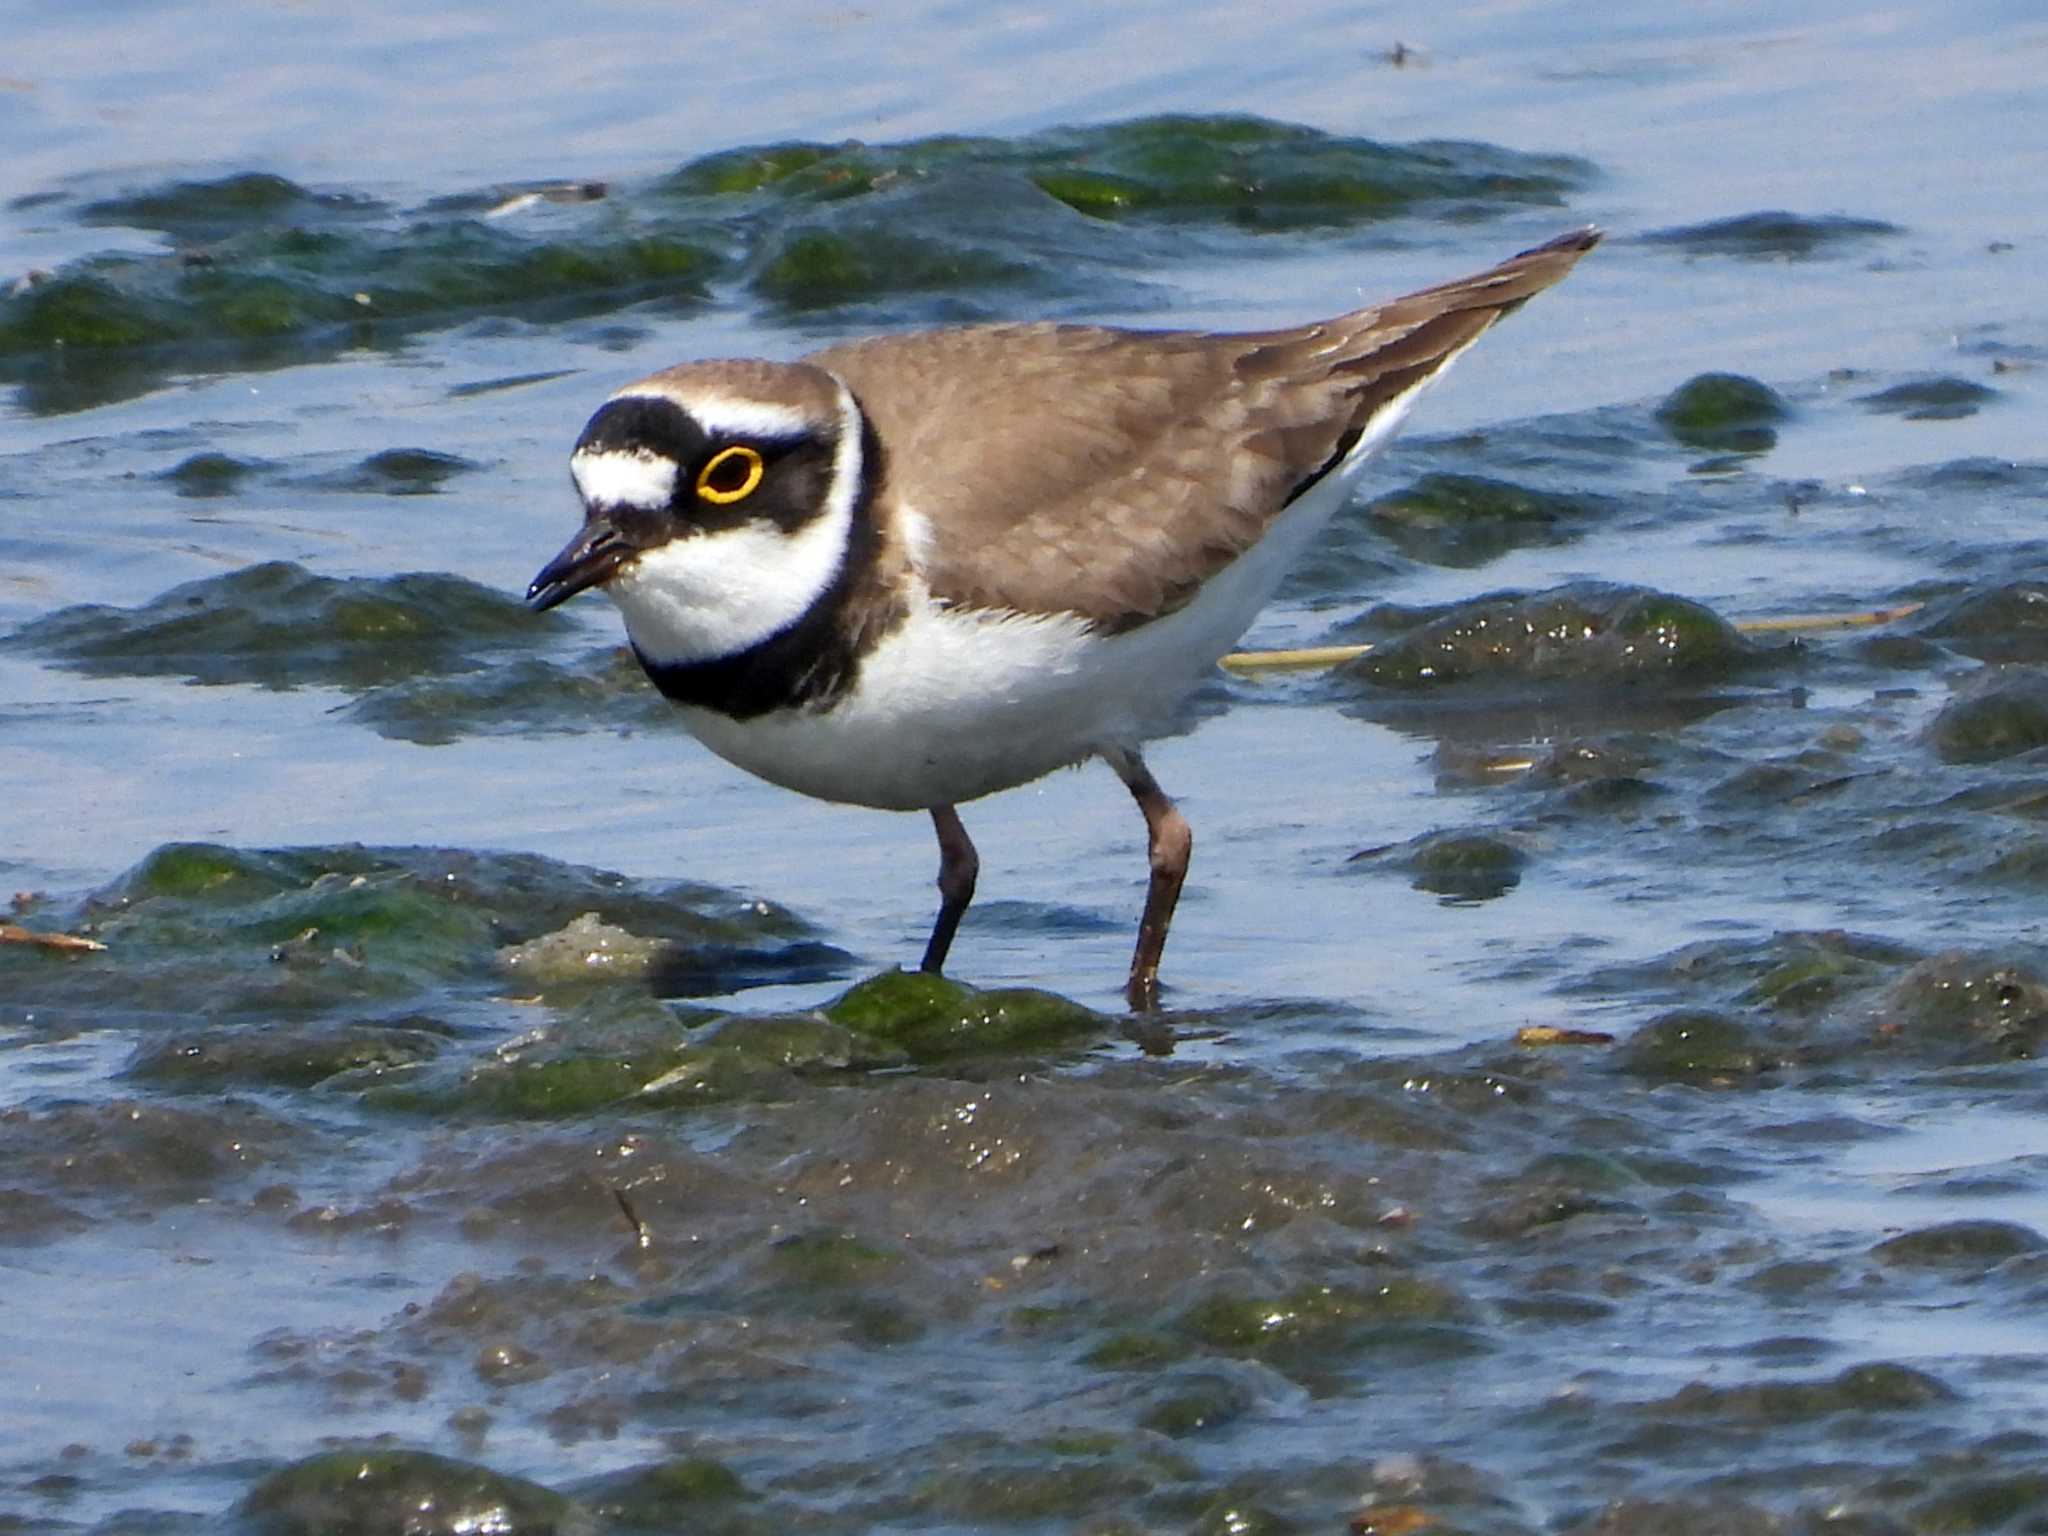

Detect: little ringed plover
[529, 226, 1601, 1009]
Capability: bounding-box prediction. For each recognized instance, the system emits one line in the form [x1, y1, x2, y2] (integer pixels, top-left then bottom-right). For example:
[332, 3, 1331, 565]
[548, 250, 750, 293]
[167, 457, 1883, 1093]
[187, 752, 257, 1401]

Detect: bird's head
[528, 360, 867, 666]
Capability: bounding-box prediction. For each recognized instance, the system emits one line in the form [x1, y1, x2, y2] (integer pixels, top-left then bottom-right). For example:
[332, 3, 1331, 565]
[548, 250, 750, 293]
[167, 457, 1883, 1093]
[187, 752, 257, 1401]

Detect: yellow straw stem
[0, 923, 106, 953]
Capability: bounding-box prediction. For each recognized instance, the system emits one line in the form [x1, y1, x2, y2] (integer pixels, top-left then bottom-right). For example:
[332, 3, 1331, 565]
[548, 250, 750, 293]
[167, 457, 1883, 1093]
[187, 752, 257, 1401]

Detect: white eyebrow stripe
[572, 447, 677, 509]
[612, 386, 815, 442]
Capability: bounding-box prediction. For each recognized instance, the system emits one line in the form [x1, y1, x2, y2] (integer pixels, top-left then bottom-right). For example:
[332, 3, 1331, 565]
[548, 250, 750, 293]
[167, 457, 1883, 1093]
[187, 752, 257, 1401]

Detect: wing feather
[806, 227, 1599, 628]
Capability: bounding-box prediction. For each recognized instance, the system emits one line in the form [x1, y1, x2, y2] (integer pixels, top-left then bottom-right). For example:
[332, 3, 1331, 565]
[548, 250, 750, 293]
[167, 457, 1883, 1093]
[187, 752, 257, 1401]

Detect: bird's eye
[695, 444, 765, 505]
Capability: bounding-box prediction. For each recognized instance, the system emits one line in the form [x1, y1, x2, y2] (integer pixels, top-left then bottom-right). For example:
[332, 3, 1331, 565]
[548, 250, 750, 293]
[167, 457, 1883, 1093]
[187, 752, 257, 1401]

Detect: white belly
[672, 466, 1355, 811]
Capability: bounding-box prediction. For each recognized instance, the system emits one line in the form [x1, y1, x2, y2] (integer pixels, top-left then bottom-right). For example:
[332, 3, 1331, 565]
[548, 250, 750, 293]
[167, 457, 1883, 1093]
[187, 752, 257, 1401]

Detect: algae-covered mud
[0, 119, 1588, 416]
[8, 0, 2048, 1530]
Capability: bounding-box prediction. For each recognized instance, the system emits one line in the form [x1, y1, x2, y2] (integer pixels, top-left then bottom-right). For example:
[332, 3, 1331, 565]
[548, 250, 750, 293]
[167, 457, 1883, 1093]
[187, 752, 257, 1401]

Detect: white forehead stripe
[572, 448, 677, 510]
[613, 385, 815, 443]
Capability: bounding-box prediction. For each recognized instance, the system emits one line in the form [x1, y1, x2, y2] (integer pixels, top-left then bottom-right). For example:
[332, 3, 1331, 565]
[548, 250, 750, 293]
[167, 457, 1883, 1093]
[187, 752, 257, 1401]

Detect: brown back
[808, 227, 1600, 628]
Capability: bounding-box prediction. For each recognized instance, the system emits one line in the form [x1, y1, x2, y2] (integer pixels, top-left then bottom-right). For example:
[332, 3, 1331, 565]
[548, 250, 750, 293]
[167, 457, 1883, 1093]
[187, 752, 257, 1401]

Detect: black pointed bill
[527, 517, 631, 612]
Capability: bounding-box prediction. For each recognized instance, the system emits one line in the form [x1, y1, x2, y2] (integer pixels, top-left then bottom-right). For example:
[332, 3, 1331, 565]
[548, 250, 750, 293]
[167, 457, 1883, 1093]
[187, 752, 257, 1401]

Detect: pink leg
[920, 804, 979, 975]
[1105, 750, 1193, 1011]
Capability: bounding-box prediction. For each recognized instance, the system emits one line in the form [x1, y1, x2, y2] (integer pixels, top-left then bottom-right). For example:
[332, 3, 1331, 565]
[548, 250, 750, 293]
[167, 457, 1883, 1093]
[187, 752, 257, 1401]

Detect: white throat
[603, 378, 867, 667]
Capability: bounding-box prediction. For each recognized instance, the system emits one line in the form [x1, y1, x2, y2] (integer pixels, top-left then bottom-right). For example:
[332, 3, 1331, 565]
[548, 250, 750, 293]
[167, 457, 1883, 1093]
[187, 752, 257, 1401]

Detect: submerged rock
[1, 116, 1593, 410]
[0, 1097, 300, 1215]
[1652, 1361, 1955, 1418]
[0, 842, 836, 1033]
[1174, 1275, 1471, 1372]
[82, 172, 385, 237]
[1363, 471, 1613, 567]
[663, 114, 1593, 230]
[1137, 1369, 1260, 1437]
[1871, 1219, 2047, 1271]
[1352, 829, 1527, 902]
[499, 912, 688, 987]
[1856, 376, 1999, 421]
[1920, 581, 2048, 664]
[345, 649, 684, 746]
[6, 560, 545, 691]
[1735, 932, 1906, 1015]
[821, 969, 1105, 1060]
[382, 973, 1097, 1121]
[242, 1447, 575, 1536]
[159, 449, 267, 497]
[1338, 583, 1756, 692]
[130, 1020, 446, 1089]
[1639, 210, 1902, 260]
[1873, 950, 2048, 1060]
[750, 222, 1040, 310]
[582, 1456, 753, 1527]
[1560, 1498, 1796, 1535]
[1620, 1009, 1773, 1082]
[1654, 372, 1788, 454]
[330, 446, 480, 494]
[1925, 674, 2048, 763]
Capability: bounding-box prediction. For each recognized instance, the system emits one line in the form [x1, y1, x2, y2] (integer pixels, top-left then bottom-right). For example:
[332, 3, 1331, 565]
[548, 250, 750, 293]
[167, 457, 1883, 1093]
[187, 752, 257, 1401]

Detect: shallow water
[6, 2, 2048, 1532]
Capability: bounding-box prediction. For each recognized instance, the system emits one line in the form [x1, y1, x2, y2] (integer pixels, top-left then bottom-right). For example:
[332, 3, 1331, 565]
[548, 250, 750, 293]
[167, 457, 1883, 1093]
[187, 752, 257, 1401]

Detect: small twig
[1219, 601, 1926, 676]
[0, 923, 106, 953]
[609, 1183, 651, 1249]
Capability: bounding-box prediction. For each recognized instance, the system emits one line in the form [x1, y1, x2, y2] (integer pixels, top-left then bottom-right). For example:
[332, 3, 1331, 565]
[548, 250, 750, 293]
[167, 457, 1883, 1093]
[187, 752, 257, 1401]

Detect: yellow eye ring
[695, 444, 764, 505]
